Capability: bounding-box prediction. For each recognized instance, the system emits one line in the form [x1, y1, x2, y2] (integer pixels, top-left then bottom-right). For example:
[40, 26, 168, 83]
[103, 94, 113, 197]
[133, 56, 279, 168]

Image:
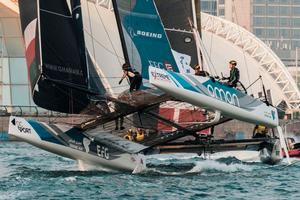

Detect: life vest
[124, 134, 133, 141]
[136, 131, 145, 142]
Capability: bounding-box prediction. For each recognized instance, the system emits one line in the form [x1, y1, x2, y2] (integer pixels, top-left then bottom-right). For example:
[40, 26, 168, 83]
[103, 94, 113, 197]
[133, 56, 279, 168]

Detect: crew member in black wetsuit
[119, 63, 142, 92]
[222, 60, 240, 87]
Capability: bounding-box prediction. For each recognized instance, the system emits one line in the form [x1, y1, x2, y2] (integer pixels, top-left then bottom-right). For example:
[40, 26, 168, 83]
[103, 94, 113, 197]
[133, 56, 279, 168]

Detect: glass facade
[201, 0, 218, 16]
[252, 0, 300, 67]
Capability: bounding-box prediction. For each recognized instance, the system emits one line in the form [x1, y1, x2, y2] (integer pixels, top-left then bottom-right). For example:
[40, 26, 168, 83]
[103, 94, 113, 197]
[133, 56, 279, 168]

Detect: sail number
[96, 145, 110, 160]
[207, 84, 240, 107]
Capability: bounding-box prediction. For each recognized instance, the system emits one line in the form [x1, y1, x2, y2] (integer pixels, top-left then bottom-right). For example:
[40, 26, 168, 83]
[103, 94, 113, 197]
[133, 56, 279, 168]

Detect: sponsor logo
[11, 119, 31, 134]
[151, 70, 171, 82]
[136, 30, 162, 39]
[149, 60, 164, 69]
[207, 85, 240, 107]
[96, 145, 110, 160]
[164, 61, 174, 71]
[83, 138, 91, 153]
[128, 27, 162, 39]
[81, 138, 110, 160]
[44, 63, 83, 76]
[271, 110, 276, 120]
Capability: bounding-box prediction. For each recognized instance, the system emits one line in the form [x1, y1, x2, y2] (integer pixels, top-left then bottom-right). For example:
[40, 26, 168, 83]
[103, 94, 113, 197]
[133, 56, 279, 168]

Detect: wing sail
[19, 0, 95, 113]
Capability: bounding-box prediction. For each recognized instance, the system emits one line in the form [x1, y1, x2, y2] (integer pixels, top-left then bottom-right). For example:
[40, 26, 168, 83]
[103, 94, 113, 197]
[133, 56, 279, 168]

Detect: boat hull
[149, 67, 279, 128]
[8, 116, 282, 171]
[156, 138, 282, 164]
[8, 116, 142, 172]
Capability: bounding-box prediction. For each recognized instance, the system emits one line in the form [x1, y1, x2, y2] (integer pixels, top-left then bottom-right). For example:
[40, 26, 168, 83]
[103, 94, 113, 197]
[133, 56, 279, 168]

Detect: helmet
[229, 60, 237, 66]
[194, 65, 201, 70]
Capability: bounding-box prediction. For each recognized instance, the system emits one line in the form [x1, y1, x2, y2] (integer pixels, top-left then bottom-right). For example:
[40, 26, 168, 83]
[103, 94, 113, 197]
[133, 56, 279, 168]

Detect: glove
[118, 80, 122, 85]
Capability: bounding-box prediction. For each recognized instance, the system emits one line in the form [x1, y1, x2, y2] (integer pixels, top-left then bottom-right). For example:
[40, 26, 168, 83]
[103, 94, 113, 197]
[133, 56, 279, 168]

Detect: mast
[194, 0, 202, 37]
[37, 0, 43, 72]
[111, 0, 130, 64]
[190, 0, 204, 71]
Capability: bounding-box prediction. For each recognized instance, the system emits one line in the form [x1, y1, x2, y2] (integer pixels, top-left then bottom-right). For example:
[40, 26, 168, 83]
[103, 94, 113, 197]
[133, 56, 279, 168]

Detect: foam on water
[140, 153, 253, 175]
[2, 142, 300, 199]
[65, 176, 77, 182]
[188, 160, 253, 173]
[146, 153, 200, 161]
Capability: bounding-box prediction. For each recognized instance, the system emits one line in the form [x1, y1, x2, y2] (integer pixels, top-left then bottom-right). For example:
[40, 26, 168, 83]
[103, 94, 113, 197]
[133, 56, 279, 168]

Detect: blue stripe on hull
[28, 120, 63, 145]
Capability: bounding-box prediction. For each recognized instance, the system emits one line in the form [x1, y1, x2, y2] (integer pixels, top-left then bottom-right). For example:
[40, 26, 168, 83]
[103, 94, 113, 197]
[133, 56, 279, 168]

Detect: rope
[94, 4, 123, 67]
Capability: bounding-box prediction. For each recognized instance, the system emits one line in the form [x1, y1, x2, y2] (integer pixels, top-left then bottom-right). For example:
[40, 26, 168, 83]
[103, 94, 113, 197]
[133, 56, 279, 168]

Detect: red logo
[164, 61, 174, 71]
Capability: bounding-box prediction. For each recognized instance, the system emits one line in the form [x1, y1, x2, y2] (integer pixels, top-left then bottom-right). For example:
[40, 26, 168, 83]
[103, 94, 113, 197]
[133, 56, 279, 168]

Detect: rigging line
[200, 36, 218, 76]
[232, 0, 253, 95]
[198, 37, 218, 76]
[94, 4, 123, 66]
[106, 103, 138, 127]
[245, 75, 262, 90]
[46, 80, 111, 116]
[130, 0, 134, 67]
[85, 1, 97, 70]
[84, 30, 124, 59]
[40, 9, 72, 18]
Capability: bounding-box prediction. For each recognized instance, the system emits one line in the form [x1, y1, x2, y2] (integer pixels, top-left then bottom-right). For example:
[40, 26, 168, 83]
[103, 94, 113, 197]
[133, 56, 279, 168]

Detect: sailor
[135, 128, 145, 142]
[222, 60, 240, 87]
[115, 116, 124, 131]
[252, 125, 269, 138]
[114, 102, 125, 130]
[119, 63, 142, 92]
[124, 129, 134, 141]
[194, 65, 210, 77]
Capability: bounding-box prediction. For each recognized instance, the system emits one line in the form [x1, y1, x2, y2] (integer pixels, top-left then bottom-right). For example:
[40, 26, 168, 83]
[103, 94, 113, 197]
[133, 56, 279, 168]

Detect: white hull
[8, 116, 283, 172]
[149, 67, 279, 128]
[8, 117, 144, 172]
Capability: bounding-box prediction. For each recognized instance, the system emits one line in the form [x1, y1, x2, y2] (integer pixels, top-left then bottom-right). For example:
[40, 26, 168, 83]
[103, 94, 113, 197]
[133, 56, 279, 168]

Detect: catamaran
[9, 0, 290, 172]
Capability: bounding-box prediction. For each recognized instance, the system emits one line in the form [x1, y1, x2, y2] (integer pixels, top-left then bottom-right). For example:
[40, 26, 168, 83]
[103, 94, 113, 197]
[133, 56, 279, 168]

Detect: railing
[0, 105, 70, 117]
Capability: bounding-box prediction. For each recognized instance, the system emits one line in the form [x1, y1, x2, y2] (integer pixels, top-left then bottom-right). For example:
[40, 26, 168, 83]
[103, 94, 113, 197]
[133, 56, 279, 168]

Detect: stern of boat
[259, 139, 282, 165]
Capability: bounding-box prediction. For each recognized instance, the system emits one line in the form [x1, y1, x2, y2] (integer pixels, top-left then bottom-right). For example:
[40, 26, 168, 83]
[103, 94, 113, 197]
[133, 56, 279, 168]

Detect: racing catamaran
[9, 0, 289, 172]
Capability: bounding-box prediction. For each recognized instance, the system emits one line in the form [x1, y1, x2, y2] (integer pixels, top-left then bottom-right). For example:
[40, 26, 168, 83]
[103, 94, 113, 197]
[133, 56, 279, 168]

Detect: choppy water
[0, 142, 300, 200]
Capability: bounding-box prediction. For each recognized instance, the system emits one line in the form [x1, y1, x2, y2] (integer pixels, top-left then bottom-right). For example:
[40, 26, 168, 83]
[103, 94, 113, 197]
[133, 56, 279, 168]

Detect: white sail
[82, 0, 126, 97]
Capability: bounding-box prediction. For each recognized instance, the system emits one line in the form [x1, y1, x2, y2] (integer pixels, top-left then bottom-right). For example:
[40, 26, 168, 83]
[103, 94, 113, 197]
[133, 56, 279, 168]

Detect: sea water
[0, 142, 299, 200]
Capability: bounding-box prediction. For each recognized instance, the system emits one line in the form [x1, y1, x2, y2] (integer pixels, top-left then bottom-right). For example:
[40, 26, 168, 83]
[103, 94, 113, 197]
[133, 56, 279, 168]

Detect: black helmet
[229, 60, 237, 66]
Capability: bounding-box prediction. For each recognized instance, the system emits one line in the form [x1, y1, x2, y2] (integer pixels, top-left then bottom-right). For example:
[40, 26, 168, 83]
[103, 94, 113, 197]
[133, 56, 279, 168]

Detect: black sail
[19, 0, 95, 113]
[155, 0, 200, 67]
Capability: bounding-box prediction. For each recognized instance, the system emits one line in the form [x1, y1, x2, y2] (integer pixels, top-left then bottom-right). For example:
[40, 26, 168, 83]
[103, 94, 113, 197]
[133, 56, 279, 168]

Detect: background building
[201, 0, 218, 16]
[201, 0, 300, 68]
[0, 1, 37, 113]
[252, 0, 300, 68]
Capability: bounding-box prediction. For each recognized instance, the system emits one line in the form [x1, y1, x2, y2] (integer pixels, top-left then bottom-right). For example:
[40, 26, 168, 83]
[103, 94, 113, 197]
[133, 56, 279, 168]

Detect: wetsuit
[126, 70, 142, 92]
[228, 67, 240, 87]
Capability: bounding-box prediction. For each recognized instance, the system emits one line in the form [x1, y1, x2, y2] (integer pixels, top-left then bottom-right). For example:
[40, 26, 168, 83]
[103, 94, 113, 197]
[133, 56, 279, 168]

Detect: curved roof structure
[0, 0, 19, 14]
[1, 0, 299, 110]
[201, 12, 300, 109]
